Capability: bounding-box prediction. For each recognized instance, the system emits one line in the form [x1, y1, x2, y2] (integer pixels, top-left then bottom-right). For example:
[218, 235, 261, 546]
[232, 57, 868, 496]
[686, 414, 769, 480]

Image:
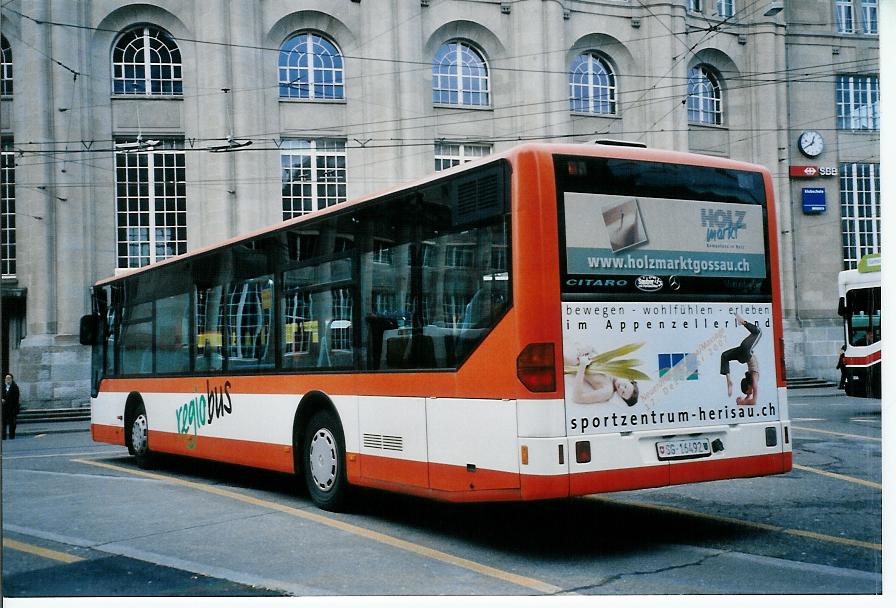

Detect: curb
[9, 427, 90, 437]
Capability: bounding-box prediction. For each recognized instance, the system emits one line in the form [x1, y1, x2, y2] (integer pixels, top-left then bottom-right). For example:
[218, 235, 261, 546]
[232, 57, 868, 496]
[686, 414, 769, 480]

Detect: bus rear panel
[543, 151, 791, 497]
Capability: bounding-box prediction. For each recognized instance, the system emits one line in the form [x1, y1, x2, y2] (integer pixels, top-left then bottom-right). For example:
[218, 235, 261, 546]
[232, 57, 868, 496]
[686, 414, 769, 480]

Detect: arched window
[279, 32, 344, 99]
[687, 65, 722, 125]
[569, 52, 616, 115]
[432, 40, 490, 107]
[1, 36, 12, 96]
[112, 25, 183, 95]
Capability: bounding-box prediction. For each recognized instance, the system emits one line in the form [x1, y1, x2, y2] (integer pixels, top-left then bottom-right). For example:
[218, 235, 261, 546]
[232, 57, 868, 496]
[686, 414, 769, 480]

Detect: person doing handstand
[720, 314, 761, 405]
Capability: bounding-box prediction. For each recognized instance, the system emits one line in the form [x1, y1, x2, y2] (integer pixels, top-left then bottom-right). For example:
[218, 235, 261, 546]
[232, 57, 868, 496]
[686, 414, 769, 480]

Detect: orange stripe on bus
[356, 452, 430, 488]
[93, 424, 295, 473]
[668, 451, 792, 484]
[92, 424, 124, 446]
[94, 421, 791, 503]
[150, 430, 296, 474]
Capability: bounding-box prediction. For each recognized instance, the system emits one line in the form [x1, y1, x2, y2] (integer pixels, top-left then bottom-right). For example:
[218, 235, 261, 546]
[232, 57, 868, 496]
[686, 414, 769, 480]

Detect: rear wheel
[130, 405, 153, 469]
[302, 410, 349, 511]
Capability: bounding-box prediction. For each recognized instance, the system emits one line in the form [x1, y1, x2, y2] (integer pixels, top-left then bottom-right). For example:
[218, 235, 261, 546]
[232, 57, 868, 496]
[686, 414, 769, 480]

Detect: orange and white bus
[81, 143, 791, 510]
[837, 253, 881, 398]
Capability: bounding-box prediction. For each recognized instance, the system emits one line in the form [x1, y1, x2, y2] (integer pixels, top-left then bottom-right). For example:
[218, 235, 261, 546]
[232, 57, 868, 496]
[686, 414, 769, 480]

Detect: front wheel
[130, 406, 153, 469]
[302, 410, 350, 511]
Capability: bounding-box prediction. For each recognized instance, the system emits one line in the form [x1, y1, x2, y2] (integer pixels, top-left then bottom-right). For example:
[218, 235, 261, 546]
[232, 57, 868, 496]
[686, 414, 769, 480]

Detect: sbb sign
[790, 166, 838, 178]
[790, 166, 817, 177]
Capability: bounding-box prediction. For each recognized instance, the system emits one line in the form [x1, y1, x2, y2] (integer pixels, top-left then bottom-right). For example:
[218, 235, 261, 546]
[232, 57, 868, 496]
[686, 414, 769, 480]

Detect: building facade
[0, 0, 880, 407]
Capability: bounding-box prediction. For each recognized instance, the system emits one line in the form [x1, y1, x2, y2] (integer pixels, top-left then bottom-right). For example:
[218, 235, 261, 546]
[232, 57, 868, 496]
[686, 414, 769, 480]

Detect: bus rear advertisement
[82, 143, 791, 510]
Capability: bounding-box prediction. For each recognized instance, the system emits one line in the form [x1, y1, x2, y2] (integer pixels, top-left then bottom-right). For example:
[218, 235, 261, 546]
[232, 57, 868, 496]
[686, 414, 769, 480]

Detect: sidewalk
[787, 386, 848, 399]
[12, 419, 91, 436]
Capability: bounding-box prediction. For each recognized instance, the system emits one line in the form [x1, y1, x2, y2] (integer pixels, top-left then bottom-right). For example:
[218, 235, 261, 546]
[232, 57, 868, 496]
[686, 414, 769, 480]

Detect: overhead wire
[5, 54, 877, 153]
[0, 2, 877, 147]
[1, 1, 879, 188]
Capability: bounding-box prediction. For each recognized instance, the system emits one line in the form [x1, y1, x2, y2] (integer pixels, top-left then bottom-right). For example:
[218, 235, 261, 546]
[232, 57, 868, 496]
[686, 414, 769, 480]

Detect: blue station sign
[802, 187, 826, 214]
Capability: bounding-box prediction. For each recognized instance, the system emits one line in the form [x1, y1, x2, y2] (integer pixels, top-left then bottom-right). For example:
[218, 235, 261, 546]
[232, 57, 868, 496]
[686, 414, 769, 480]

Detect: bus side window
[226, 276, 275, 370]
[155, 292, 191, 374]
[104, 299, 119, 378]
[119, 301, 153, 375]
[196, 285, 225, 373]
[282, 262, 354, 370]
[318, 288, 354, 368]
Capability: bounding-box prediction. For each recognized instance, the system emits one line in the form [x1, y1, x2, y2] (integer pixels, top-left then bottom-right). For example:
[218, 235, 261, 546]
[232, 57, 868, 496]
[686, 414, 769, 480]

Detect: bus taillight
[517, 343, 556, 393]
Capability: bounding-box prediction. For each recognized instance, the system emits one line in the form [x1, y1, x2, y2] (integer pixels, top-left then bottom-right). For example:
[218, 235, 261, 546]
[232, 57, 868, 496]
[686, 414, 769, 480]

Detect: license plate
[655, 438, 712, 461]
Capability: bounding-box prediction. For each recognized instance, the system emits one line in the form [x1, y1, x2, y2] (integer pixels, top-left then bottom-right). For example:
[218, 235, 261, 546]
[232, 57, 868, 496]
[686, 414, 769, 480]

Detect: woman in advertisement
[572, 353, 640, 406]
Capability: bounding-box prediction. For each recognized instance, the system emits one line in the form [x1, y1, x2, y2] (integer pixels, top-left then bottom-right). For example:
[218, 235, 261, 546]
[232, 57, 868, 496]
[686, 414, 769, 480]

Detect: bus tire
[129, 404, 153, 469]
[302, 409, 349, 511]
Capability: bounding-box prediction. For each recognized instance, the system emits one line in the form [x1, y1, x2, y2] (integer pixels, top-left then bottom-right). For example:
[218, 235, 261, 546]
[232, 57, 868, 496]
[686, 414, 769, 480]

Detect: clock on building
[797, 130, 825, 157]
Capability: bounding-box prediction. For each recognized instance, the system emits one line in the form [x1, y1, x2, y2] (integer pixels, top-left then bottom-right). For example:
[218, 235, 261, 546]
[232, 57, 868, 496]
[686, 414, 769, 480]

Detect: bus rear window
[845, 286, 881, 347]
[556, 156, 771, 301]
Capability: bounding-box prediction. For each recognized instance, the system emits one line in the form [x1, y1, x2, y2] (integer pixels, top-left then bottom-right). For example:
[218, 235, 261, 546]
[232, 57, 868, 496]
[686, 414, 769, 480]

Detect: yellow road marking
[792, 425, 880, 442]
[73, 459, 562, 594]
[588, 496, 882, 552]
[792, 463, 881, 490]
[4, 539, 85, 564]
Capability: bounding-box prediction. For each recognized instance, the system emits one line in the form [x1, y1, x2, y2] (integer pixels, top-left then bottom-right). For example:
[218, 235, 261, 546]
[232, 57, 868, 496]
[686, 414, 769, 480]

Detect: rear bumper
[519, 419, 792, 500]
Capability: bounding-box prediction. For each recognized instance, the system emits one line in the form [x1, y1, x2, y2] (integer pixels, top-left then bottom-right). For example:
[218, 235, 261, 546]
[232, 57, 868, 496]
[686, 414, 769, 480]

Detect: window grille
[836, 74, 880, 130]
[115, 140, 186, 268]
[434, 142, 492, 171]
[112, 26, 182, 95]
[432, 40, 490, 107]
[861, 0, 878, 34]
[687, 65, 723, 125]
[279, 32, 344, 100]
[1, 36, 12, 96]
[840, 163, 880, 269]
[1, 140, 15, 277]
[569, 53, 617, 115]
[280, 139, 347, 218]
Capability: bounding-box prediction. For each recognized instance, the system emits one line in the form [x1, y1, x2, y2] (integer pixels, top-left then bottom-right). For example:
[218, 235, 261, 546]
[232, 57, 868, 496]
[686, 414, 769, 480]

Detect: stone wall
[12, 335, 91, 409]
[784, 320, 844, 383]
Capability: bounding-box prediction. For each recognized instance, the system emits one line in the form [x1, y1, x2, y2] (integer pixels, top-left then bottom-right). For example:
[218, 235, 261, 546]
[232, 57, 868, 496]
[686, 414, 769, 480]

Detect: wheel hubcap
[309, 428, 337, 492]
[132, 414, 148, 455]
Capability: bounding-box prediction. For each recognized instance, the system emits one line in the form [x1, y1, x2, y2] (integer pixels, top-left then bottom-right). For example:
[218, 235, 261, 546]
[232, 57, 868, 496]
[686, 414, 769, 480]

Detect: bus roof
[838, 266, 881, 295]
[93, 142, 771, 288]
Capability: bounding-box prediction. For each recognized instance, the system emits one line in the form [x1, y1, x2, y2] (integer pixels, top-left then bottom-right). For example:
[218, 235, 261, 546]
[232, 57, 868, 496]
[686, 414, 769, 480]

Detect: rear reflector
[575, 441, 591, 463]
[517, 343, 556, 393]
[521, 445, 529, 465]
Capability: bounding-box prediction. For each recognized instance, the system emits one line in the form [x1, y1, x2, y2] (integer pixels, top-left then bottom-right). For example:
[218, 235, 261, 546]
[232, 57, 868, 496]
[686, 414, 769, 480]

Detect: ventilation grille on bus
[452, 172, 503, 225]
[362, 434, 404, 452]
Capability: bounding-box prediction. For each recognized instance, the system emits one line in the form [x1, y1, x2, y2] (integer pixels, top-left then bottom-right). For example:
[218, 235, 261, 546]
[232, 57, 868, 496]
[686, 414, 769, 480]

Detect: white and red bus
[837, 253, 881, 398]
[81, 143, 791, 510]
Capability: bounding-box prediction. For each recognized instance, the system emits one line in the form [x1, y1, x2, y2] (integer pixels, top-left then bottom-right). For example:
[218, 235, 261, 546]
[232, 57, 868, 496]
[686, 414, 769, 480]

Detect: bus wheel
[130, 405, 153, 469]
[303, 410, 349, 511]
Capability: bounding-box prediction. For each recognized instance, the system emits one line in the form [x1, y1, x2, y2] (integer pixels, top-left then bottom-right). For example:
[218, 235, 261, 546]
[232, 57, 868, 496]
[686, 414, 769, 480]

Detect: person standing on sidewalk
[836, 345, 849, 390]
[2, 373, 21, 440]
